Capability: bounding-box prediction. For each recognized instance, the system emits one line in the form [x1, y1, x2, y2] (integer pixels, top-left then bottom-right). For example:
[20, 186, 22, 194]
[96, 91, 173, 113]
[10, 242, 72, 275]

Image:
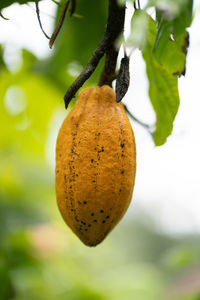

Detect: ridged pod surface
[55, 85, 136, 246]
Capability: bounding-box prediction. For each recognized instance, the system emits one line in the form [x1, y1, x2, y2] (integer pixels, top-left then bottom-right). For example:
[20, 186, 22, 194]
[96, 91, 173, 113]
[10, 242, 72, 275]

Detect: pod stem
[64, 0, 126, 109]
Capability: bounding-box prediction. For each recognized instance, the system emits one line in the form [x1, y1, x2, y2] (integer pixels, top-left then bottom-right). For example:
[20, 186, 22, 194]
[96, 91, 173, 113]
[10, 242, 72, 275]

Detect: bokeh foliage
[0, 1, 199, 300]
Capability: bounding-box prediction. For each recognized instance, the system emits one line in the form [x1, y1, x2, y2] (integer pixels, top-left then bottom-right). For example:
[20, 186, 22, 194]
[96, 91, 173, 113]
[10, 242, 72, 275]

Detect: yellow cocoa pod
[55, 85, 136, 246]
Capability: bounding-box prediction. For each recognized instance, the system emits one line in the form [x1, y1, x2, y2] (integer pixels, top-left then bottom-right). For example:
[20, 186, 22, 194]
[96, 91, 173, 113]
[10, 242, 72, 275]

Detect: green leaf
[130, 11, 180, 145]
[127, 10, 149, 49]
[148, 0, 193, 76]
[0, 0, 38, 9]
[153, 20, 189, 76]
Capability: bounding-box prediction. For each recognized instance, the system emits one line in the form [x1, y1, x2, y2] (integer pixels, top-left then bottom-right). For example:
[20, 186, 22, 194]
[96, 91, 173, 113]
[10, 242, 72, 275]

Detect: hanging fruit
[55, 85, 136, 246]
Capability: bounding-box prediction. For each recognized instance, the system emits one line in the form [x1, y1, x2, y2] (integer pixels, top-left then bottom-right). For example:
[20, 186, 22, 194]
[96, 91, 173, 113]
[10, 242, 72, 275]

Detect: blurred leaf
[162, 245, 199, 270]
[0, 0, 40, 9]
[127, 8, 149, 49]
[147, 0, 193, 30]
[21, 49, 37, 72]
[0, 46, 7, 72]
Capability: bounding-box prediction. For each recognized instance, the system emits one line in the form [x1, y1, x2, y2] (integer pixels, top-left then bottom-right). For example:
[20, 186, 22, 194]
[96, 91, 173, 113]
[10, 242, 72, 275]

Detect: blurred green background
[1, 1, 200, 299]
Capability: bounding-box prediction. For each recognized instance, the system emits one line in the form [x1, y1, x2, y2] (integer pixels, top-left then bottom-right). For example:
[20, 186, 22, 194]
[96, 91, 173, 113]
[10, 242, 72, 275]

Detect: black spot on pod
[116, 55, 130, 103]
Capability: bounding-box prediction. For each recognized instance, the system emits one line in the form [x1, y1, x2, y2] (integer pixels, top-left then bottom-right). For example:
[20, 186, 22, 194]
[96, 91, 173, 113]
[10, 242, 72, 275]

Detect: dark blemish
[98, 157, 100, 160]
[100, 209, 104, 213]
[91, 159, 94, 163]
[88, 224, 91, 227]
[83, 201, 87, 204]
[93, 219, 97, 223]
[85, 229, 88, 232]
[79, 227, 82, 231]
[119, 189, 122, 193]
[56, 170, 59, 173]
[64, 175, 67, 181]
[71, 150, 79, 156]
[71, 209, 74, 212]
[91, 213, 94, 216]
[97, 133, 101, 136]
[78, 201, 82, 205]
[94, 148, 97, 150]
[76, 174, 78, 177]
[78, 141, 81, 144]
[121, 170, 124, 174]
[102, 220, 106, 224]
[75, 216, 79, 222]
[92, 180, 96, 183]
[106, 216, 110, 219]
[121, 143, 125, 148]
[121, 154, 125, 157]
[98, 146, 104, 153]
[73, 137, 75, 140]
[81, 221, 86, 225]
[59, 154, 62, 157]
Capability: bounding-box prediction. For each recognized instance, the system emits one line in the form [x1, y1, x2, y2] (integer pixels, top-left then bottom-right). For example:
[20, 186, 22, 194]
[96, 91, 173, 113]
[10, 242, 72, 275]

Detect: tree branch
[0, 11, 9, 20]
[35, 0, 50, 39]
[64, 0, 126, 109]
[49, 0, 76, 48]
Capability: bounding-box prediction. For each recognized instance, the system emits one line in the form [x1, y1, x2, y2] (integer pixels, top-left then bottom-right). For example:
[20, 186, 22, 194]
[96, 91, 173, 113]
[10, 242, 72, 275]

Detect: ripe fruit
[55, 85, 136, 246]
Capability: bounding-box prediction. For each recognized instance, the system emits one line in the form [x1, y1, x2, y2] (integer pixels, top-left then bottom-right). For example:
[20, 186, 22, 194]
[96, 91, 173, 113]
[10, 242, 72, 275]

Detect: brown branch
[0, 11, 9, 20]
[35, 0, 50, 39]
[133, 0, 140, 10]
[98, 44, 118, 86]
[49, 0, 76, 48]
[69, 0, 76, 16]
[64, 0, 126, 109]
